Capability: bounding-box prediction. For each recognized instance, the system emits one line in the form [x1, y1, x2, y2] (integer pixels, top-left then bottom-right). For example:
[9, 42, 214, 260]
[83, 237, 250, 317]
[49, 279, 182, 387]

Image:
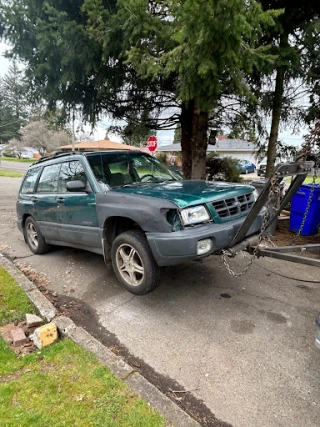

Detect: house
[213, 138, 258, 164]
[157, 143, 216, 165]
[59, 138, 138, 152]
[157, 139, 258, 165]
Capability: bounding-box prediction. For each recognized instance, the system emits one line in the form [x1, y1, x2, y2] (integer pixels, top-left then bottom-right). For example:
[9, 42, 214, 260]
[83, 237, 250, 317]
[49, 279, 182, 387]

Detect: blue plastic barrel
[290, 184, 320, 236]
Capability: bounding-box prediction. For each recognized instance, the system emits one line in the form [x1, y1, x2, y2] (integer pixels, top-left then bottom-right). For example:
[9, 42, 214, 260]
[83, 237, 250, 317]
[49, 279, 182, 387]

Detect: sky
[0, 42, 306, 147]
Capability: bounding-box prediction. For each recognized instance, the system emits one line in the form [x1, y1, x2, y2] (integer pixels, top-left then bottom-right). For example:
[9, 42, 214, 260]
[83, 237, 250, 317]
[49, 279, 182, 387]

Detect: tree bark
[191, 106, 208, 180]
[266, 33, 288, 179]
[180, 100, 194, 179]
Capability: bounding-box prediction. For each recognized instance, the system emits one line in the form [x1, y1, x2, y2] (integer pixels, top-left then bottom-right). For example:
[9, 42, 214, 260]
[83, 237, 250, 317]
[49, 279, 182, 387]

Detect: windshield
[86, 152, 182, 190]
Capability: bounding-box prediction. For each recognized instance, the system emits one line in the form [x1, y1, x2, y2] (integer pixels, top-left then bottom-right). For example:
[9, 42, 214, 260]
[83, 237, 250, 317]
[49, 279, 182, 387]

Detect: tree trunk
[180, 100, 194, 179]
[266, 33, 288, 179]
[191, 106, 208, 180]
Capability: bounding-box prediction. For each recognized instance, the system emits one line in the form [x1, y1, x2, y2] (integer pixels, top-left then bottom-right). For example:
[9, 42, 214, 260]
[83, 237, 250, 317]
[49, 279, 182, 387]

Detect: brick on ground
[11, 327, 28, 347]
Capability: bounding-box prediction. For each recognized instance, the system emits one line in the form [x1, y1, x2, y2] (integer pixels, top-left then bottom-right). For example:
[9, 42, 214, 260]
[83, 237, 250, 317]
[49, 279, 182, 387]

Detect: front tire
[24, 217, 51, 254]
[111, 230, 162, 295]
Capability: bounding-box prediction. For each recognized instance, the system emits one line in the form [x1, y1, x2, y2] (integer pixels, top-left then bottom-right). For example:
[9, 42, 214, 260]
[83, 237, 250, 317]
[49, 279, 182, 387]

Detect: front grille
[212, 192, 254, 219]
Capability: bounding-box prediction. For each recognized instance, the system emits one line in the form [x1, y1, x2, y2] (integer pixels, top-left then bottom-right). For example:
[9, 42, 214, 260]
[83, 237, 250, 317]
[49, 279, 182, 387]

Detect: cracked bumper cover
[146, 212, 264, 266]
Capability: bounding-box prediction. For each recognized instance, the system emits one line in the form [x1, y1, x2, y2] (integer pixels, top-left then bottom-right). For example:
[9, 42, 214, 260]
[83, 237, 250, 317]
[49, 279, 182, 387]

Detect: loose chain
[221, 175, 281, 277]
[222, 121, 319, 277]
[290, 162, 318, 244]
[222, 162, 318, 276]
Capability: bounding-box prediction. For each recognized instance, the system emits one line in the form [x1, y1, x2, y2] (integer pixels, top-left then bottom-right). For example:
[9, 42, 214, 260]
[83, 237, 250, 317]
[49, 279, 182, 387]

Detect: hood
[112, 180, 254, 209]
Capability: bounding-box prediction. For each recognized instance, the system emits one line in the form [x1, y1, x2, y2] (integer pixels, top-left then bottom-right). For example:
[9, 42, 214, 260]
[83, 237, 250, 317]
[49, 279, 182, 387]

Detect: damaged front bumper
[146, 212, 264, 266]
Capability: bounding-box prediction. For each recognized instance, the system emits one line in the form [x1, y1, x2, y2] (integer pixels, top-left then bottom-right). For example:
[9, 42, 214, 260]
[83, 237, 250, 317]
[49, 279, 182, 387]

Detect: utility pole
[72, 109, 75, 151]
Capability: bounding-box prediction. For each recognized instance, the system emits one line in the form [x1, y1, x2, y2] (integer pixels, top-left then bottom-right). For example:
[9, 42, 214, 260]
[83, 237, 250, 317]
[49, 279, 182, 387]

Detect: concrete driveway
[1, 176, 320, 427]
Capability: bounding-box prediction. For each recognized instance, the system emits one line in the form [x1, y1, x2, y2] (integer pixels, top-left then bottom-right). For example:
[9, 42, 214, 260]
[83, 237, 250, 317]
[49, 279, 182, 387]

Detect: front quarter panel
[95, 192, 178, 233]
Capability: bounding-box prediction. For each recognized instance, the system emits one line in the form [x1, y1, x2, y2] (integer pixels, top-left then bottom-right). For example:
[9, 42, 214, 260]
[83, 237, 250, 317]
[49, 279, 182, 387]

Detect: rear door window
[20, 167, 41, 194]
[36, 164, 61, 193]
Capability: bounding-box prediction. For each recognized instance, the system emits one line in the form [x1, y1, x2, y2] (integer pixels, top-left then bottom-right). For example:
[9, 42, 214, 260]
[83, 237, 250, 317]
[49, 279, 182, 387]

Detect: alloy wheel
[26, 222, 38, 250]
[115, 244, 144, 287]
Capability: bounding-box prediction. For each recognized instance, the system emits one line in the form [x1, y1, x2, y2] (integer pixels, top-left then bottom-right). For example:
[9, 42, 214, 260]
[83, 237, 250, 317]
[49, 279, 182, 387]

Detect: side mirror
[66, 180, 86, 192]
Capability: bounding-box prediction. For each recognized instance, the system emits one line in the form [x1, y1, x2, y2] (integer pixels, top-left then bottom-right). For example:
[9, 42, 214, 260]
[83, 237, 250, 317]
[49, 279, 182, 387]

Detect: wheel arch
[102, 216, 144, 261]
[21, 213, 31, 230]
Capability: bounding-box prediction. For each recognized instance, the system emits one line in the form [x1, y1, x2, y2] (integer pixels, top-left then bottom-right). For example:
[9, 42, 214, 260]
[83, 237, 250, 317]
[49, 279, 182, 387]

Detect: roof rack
[32, 149, 143, 166]
[33, 151, 85, 165]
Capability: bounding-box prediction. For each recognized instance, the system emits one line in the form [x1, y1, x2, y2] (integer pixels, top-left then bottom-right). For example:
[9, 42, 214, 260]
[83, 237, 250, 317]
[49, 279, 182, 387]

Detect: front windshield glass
[87, 152, 182, 190]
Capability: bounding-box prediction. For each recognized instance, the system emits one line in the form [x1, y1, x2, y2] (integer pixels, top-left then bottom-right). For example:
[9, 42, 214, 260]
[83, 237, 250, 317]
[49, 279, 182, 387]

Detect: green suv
[17, 151, 263, 294]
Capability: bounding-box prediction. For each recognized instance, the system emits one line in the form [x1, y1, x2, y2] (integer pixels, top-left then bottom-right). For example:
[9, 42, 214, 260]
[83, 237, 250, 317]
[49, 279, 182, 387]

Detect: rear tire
[111, 230, 162, 295]
[24, 217, 51, 255]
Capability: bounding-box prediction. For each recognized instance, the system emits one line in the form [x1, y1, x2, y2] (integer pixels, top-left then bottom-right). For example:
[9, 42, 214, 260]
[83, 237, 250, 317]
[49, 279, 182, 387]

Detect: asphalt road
[1, 176, 320, 427]
[0, 159, 31, 172]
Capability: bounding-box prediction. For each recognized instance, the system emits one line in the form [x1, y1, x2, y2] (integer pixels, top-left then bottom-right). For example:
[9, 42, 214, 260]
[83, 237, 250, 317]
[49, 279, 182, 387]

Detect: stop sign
[147, 135, 158, 152]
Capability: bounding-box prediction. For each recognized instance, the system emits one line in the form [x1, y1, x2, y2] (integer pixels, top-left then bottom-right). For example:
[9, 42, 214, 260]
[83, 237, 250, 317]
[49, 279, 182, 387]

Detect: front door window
[58, 161, 88, 192]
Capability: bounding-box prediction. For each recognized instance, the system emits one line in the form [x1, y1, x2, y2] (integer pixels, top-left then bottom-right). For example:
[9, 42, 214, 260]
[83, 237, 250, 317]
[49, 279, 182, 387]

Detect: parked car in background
[237, 160, 256, 174]
[17, 150, 264, 295]
[257, 157, 283, 176]
[257, 158, 267, 176]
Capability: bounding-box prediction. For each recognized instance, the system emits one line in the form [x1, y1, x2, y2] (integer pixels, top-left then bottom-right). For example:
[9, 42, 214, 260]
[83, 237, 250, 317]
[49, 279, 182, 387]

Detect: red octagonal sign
[147, 135, 158, 152]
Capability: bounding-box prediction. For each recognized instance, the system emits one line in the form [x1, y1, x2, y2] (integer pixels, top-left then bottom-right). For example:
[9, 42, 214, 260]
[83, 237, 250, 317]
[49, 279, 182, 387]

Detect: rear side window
[36, 164, 61, 193]
[58, 161, 88, 192]
[20, 167, 41, 194]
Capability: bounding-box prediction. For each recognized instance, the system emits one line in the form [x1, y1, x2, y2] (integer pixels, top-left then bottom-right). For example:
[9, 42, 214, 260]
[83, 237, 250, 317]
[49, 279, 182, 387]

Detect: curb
[0, 254, 199, 427]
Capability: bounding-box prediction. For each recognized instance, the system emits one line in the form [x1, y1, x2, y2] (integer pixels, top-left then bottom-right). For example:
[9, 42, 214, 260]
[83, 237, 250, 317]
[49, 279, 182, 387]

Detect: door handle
[31, 196, 38, 203]
[57, 198, 65, 204]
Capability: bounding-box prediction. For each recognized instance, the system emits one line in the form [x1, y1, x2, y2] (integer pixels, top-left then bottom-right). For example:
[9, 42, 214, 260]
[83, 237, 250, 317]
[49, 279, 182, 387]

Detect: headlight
[253, 190, 259, 201]
[181, 205, 210, 225]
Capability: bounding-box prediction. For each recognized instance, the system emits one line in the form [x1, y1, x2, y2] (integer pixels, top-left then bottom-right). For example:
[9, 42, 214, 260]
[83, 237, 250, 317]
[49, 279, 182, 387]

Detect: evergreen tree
[252, 1, 320, 177]
[0, 77, 20, 143]
[0, 0, 279, 178]
[2, 61, 28, 123]
[88, 0, 280, 178]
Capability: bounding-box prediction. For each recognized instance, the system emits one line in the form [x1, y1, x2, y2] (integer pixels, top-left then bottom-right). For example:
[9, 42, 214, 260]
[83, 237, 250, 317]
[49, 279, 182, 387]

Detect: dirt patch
[273, 218, 320, 247]
[16, 263, 50, 288]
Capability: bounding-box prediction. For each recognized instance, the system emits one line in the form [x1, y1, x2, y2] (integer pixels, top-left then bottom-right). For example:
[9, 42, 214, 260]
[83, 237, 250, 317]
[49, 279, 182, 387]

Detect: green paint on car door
[55, 160, 100, 248]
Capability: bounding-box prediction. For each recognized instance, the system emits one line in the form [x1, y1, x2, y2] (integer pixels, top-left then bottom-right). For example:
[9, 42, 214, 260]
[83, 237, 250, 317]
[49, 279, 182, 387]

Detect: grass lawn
[1, 156, 37, 163]
[0, 268, 37, 326]
[0, 266, 166, 427]
[285, 176, 320, 184]
[0, 170, 24, 178]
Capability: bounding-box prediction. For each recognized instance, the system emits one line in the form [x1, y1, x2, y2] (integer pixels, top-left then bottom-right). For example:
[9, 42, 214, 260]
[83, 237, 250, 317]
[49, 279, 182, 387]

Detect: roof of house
[158, 143, 217, 152]
[59, 139, 138, 151]
[157, 139, 257, 152]
[214, 139, 258, 151]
